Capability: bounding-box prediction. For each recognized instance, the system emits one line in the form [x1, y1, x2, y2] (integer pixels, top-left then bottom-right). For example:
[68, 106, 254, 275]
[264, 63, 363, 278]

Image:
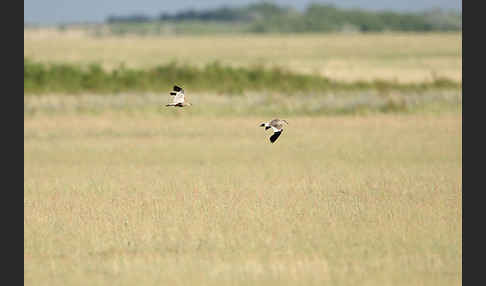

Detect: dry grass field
[24, 101, 462, 285]
[24, 91, 462, 117]
[24, 28, 462, 285]
[24, 29, 462, 83]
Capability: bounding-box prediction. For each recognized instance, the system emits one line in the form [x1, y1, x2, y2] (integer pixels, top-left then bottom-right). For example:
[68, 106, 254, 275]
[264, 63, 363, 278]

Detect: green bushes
[24, 58, 461, 94]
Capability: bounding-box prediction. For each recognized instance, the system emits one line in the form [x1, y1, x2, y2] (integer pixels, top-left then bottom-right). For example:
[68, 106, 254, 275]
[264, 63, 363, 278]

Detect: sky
[24, 0, 462, 25]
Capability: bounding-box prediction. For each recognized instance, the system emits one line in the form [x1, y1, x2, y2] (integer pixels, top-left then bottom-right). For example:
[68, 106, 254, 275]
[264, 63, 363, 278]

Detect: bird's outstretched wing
[166, 85, 186, 106]
[269, 130, 282, 143]
[174, 91, 185, 104]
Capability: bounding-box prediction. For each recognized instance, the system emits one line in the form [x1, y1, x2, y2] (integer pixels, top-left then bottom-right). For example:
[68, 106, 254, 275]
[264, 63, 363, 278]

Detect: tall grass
[24, 58, 460, 94]
[24, 91, 462, 117]
[24, 113, 462, 286]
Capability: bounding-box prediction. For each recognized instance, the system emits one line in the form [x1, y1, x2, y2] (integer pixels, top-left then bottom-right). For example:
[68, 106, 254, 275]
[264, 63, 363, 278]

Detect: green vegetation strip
[25, 58, 461, 94]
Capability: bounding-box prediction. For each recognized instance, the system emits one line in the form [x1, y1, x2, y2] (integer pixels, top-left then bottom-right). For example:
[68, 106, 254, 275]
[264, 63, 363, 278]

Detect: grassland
[25, 108, 462, 285]
[24, 91, 461, 117]
[24, 58, 460, 94]
[24, 28, 461, 285]
[24, 29, 462, 83]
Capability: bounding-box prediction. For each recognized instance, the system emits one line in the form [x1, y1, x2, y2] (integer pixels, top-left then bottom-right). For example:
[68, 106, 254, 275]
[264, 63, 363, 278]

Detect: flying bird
[259, 118, 289, 143]
[166, 85, 192, 107]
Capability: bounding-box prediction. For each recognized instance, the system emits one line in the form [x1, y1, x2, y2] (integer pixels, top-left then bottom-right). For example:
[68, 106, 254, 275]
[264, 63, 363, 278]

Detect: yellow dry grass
[23, 91, 462, 117]
[24, 29, 462, 83]
[24, 111, 462, 285]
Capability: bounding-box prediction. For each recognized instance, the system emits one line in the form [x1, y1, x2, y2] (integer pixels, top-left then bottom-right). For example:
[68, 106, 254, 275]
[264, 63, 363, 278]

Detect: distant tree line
[106, 2, 461, 32]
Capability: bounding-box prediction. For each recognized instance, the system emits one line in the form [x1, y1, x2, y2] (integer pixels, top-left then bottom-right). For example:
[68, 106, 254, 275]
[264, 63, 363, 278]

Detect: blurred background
[24, 0, 462, 111]
[25, 0, 461, 25]
[24, 1, 462, 286]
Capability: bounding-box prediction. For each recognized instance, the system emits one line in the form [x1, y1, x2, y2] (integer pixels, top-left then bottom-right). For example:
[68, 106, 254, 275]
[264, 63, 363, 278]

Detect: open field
[24, 29, 462, 83]
[24, 91, 462, 116]
[24, 27, 462, 285]
[23, 58, 461, 94]
[25, 101, 462, 285]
